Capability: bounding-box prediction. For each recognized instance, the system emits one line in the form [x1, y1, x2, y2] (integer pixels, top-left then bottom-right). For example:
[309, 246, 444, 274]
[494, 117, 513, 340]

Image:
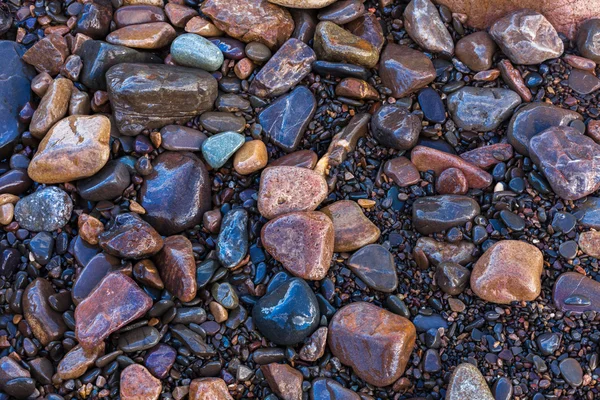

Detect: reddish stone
[498, 60, 532, 102]
[23, 278, 67, 346]
[587, 120, 600, 144]
[321, 200, 380, 252]
[106, 22, 176, 49]
[261, 211, 333, 280]
[379, 43, 435, 98]
[299, 327, 328, 362]
[78, 214, 104, 245]
[120, 364, 162, 400]
[0, 357, 30, 383]
[472, 69, 500, 81]
[98, 212, 163, 259]
[113, 5, 166, 28]
[153, 235, 197, 302]
[270, 150, 318, 169]
[185, 16, 223, 36]
[133, 260, 164, 290]
[22, 34, 69, 75]
[383, 156, 420, 187]
[261, 363, 303, 400]
[578, 231, 600, 258]
[75, 271, 152, 350]
[459, 143, 514, 169]
[165, 3, 197, 27]
[328, 302, 416, 387]
[455, 31, 496, 71]
[189, 378, 233, 400]
[411, 146, 492, 189]
[564, 54, 596, 73]
[57, 343, 105, 380]
[346, 12, 385, 52]
[436, 168, 468, 195]
[335, 77, 379, 100]
[234, 58, 255, 80]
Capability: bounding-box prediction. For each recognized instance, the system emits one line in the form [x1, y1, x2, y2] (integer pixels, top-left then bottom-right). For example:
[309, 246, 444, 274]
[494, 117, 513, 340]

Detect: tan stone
[28, 115, 111, 184]
[189, 378, 233, 400]
[383, 156, 420, 187]
[78, 214, 104, 245]
[321, 200, 380, 252]
[122, 0, 164, 6]
[120, 364, 162, 400]
[268, 0, 336, 8]
[0, 194, 20, 206]
[106, 22, 176, 49]
[209, 301, 228, 323]
[185, 16, 223, 36]
[57, 343, 105, 380]
[0, 203, 14, 225]
[31, 72, 53, 97]
[579, 231, 600, 258]
[261, 363, 303, 400]
[30, 78, 73, 139]
[165, 3, 198, 27]
[233, 140, 268, 175]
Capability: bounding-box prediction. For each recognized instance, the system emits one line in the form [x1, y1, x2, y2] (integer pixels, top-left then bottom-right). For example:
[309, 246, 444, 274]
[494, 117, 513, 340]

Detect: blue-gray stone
[15, 187, 73, 232]
[217, 209, 248, 269]
[171, 34, 224, 72]
[201, 131, 245, 169]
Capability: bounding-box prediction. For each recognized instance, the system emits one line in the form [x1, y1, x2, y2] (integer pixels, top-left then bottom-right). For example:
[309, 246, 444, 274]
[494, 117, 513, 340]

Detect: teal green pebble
[170, 33, 224, 72]
[202, 131, 245, 169]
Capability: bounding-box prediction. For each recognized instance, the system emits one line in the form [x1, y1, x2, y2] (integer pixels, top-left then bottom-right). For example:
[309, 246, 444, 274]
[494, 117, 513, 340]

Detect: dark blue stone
[28, 232, 54, 266]
[418, 87, 446, 123]
[413, 314, 448, 332]
[208, 37, 245, 60]
[217, 209, 248, 269]
[525, 72, 543, 88]
[0, 248, 21, 279]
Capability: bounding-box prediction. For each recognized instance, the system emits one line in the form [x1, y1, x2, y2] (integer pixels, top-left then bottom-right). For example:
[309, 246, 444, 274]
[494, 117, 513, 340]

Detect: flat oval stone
[553, 272, 600, 313]
[404, 0, 453, 55]
[15, 187, 73, 232]
[144, 344, 176, 379]
[0, 169, 32, 195]
[23, 278, 67, 345]
[154, 235, 197, 302]
[459, 144, 513, 169]
[107, 63, 217, 135]
[471, 240, 543, 304]
[418, 87, 445, 123]
[506, 103, 582, 156]
[3, 377, 35, 398]
[189, 378, 234, 400]
[77, 160, 131, 201]
[252, 277, 320, 345]
[560, 358, 583, 388]
[383, 156, 420, 187]
[120, 364, 162, 400]
[75, 271, 152, 350]
[160, 125, 207, 151]
[447, 87, 521, 132]
[139, 151, 211, 235]
[529, 126, 600, 200]
[114, 5, 165, 28]
[258, 166, 328, 219]
[217, 209, 248, 269]
[335, 77, 378, 100]
[118, 326, 160, 352]
[201, 131, 245, 169]
[447, 363, 494, 400]
[321, 200, 380, 252]
[379, 43, 435, 98]
[259, 86, 317, 152]
[371, 104, 421, 150]
[71, 253, 121, 304]
[249, 38, 316, 98]
[106, 22, 176, 49]
[199, 112, 245, 134]
[0, 356, 30, 386]
[347, 244, 397, 292]
[412, 195, 480, 234]
[28, 115, 111, 184]
[310, 378, 361, 400]
[270, 150, 318, 169]
[171, 33, 224, 72]
[99, 213, 163, 259]
[233, 140, 268, 175]
[328, 302, 416, 387]
[568, 69, 600, 95]
[268, 0, 336, 8]
[455, 31, 496, 71]
[261, 211, 334, 280]
[314, 21, 378, 69]
[56, 343, 105, 380]
[312, 60, 370, 80]
[30, 78, 73, 139]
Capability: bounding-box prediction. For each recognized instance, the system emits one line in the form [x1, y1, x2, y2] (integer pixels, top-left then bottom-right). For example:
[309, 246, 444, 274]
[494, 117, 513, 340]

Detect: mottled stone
[498, 59, 532, 102]
[347, 244, 397, 292]
[371, 104, 421, 150]
[185, 16, 223, 36]
[314, 21, 379, 68]
[189, 378, 233, 400]
[262, 211, 333, 280]
[553, 272, 600, 313]
[120, 364, 162, 400]
[217, 209, 248, 269]
[139, 152, 211, 235]
[261, 363, 303, 400]
[75, 271, 152, 349]
[170, 34, 224, 71]
[201, 0, 294, 49]
[299, 327, 328, 362]
[106, 22, 176, 49]
[15, 187, 73, 232]
[28, 115, 111, 184]
[98, 213, 163, 259]
[455, 31, 496, 71]
[199, 112, 245, 134]
[335, 77, 378, 100]
[379, 43, 436, 98]
[268, 0, 335, 7]
[435, 262, 470, 295]
[447, 87, 521, 132]
[71, 253, 120, 304]
[233, 140, 268, 175]
[568, 69, 600, 95]
[578, 19, 600, 63]
[579, 231, 600, 258]
[435, 168, 467, 195]
[383, 156, 420, 187]
[404, 0, 453, 55]
[57, 344, 104, 380]
[447, 363, 494, 400]
[22, 34, 69, 75]
[471, 240, 543, 304]
[346, 13, 385, 53]
[154, 236, 197, 302]
[30, 78, 73, 139]
[258, 166, 328, 219]
[75, 0, 112, 39]
[321, 200, 380, 252]
[144, 344, 176, 379]
[165, 3, 197, 27]
[23, 278, 67, 345]
[412, 195, 480, 235]
[106, 63, 217, 136]
[529, 126, 600, 200]
[460, 144, 514, 169]
[328, 302, 416, 387]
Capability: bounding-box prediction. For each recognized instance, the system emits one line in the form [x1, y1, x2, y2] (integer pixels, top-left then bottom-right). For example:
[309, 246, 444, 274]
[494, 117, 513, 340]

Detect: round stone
[171, 33, 224, 72]
[15, 187, 73, 232]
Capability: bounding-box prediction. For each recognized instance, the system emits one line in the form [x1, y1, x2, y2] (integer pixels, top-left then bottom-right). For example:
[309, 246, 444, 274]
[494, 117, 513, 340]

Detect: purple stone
[144, 344, 176, 379]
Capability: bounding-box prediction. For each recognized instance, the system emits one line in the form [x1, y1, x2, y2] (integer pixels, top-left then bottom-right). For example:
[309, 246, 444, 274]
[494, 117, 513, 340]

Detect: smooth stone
[471, 240, 543, 304]
[455, 31, 496, 71]
[553, 272, 600, 313]
[312, 60, 370, 80]
[310, 378, 361, 400]
[99, 213, 163, 259]
[106, 22, 176, 49]
[23, 278, 67, 345]
[574, 197, 600, 229]
[447, 363, 494, 400]
[120, 364, 162, 400]
[233, 140, 268, 175]
[270, 150, 318, 169]
[436, 168, 468, 195]
[578, 19, 600, 63]
[493, 377, 513, 400]
[139, 151, 211, 235]
[0, 248, 20, 279]
[489, 9, 563, 65]
[291, 9, 317, 44]
[257, 166, 328, 219]
[106, 63, 217, 135]
[559, 358, 583, 387]
[201, 0, 294, 49]
[579, 231, 600, 258]
[259, 86, 316, 152]
[28, 357, 53, 385]
[160, 125, 207, 151]
[164, 3, 197, 27]
[261, 211, 334, 280]
[113, 5, 165, 28]
[28, 232, 54, 265]
[154, 235, 197, 302]
[56, 344, 104, 380]
[216, 93, 251, 112]
[3, 378, 35, 398]
[0, 169, 32, 195]
[460, 144, 514, 169]
[22, 34, 69, 76]
[201, 131, 245, 169]
[261, 363, 303, 400]
[199, 112, 245, 134]
[118, 326, 160, 352]
[328, 302, 416, 387]
[171, 34, 224, 72]
[208, 37, 245, 60]
[249, 38, 316, 98]
[537, 332, 561, 356]
[189, 378, 233, 400]
[69, 87, 91, 116]
[529, 126, 600, 200]
[217, 209, 248, 269]
[568, 69, 600, 95]
[75, 0, 112, 39]
[77, 160, 131, 201]
[170, 324, 215, 356]
[371, 104, 421, 150]
[418, 87, 445, 123]
[75, 271, 152, 350]
[144, 344, 176, 379]
[498, 59, 532, 102]
[211, 282, 239, 309]
[76, 40, 162, 91]
[71, 253, 120, 304]
[299, 327, 328, 362]
[133, 260, 164, 289]
[321, 200, 380, 252]
[383, 156, 420, 187]
[30, 78, 73, 139]
[252, 278, 320, 345]
[335, 77, 379, 100]
[185, 16, 223, 37]
[0, 357, 30, 388]
[414, 237, 476, 266]
[268, 0, 335, 7]
[379, 43, 435, 98]
[347, 244, 397, 292]
[15, 187, 73, 232]
[506, 103, 582, 156]
[314, 21, 379, 69]
[435, 262, 470, 295]
[346, 12, 385, 53]
[412, 195, 480, 234]
[403, 0, 453, 55]
[447, 87, 521, 132]
[317, 0, 365, 25]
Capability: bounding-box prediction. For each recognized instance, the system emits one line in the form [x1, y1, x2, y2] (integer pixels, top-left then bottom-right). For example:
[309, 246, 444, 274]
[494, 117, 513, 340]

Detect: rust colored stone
[564, 54, 596, 73]
[346, 12, 385, 52]
[454, 31, 496, 71]
[383, 156, 420, 187]
[378, 43, 436, 98]
[22, 34, 69, 75]
[498, 60, 532, 102]
[30, 78, 73, 139]
[120, 364, 162, 400]
[270, 150, 318, 169]
[335, 77, 379, 100]
[57, 343, 105, 380]
[234, 57, 255, 80]
[321, 200, 380, 252]
[579, 231, 600, 258]
[75, 271, 152, 350]
[588, 120, 600, 144]
[133, 259, 164, 290]
[23, 278, 67, 346]
[299, 327, 328, 362]
[328, 302, 416, 387]
[459, 143, 514, 169]
[436, 168, 468, 195]
[472, 69, 500, 81]
[106, 22, 176, 49]
[98, 212, 164, 259]
[261, 363, 303, 400]
[165, 3, 197, 27]
[78, 214, 104, 245]
[153, 235, 197, 302]
[233, 140, 268, 175]
[189, 378, 233, 400]
[185, 16, 223, 36]
[31, 72, 53, 97]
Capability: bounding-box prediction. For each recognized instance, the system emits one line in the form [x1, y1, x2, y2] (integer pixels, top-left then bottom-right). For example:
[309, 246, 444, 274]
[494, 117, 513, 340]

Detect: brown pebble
[261, 363, 303, 400]
[436, 168, 468, 195]
[77, 214, 104, 245]
[120, 364, 162, 400]
[383, 156, 420, 187]
[189, 378, 233, 400]
[185, 16, 224, 36]
[233, 140, 268, 175]
[209, 301, 228, 323]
